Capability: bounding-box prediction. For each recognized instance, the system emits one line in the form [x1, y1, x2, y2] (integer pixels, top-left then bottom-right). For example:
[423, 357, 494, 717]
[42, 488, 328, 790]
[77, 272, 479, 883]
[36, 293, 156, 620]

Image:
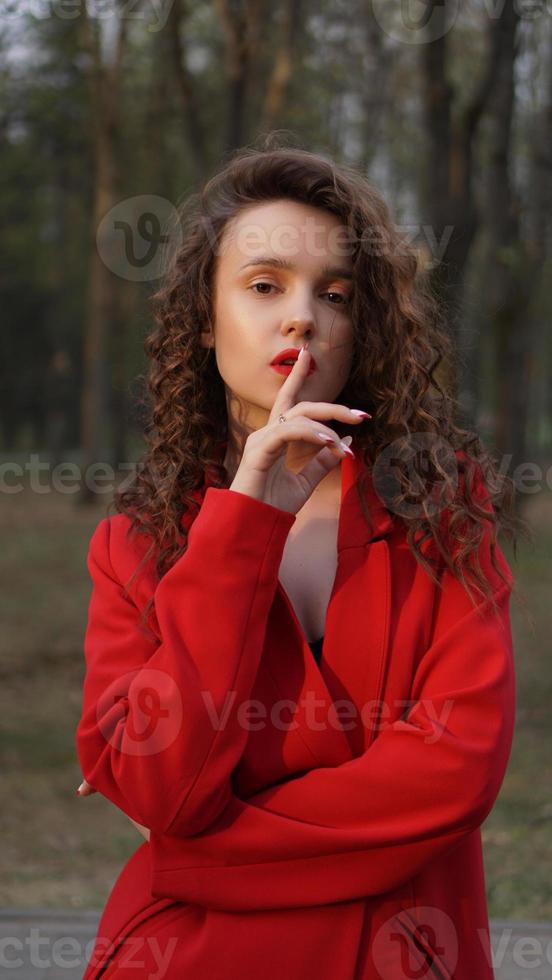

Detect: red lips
[270, 347, 317, 371]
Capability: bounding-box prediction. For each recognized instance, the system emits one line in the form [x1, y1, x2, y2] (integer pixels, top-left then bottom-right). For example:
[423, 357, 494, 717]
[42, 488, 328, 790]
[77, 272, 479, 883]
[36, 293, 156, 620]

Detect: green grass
[1, 482, 551, 917]
[480, 499, 552, 920]
[0, 487, 138, 910]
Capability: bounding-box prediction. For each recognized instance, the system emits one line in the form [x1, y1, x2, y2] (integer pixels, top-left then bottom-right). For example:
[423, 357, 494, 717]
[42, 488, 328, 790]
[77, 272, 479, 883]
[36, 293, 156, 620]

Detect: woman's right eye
[250, 282, 276, 295]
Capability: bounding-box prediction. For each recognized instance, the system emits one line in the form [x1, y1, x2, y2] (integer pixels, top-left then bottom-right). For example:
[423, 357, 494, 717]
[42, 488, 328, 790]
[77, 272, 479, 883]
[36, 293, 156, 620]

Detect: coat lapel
[312, 451, 394, 757]
[196, 442, 395, 764]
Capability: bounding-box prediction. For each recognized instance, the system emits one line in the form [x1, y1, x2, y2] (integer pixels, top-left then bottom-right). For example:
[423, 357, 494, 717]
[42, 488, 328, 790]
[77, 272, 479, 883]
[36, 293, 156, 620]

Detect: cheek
[328, 320, 354, 364]
[212, 325, 265, 390]
[215, 288, 265, 341]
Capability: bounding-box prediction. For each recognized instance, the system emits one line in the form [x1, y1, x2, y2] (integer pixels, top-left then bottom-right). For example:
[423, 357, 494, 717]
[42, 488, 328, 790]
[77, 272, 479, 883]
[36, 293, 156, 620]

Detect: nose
[280, 291, 317, 340]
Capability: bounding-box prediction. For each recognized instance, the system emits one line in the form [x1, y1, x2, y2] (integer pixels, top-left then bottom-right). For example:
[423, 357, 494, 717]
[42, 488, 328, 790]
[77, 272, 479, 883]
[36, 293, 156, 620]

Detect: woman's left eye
[325, 291, 349, 305]
[250, 283, 348, 305]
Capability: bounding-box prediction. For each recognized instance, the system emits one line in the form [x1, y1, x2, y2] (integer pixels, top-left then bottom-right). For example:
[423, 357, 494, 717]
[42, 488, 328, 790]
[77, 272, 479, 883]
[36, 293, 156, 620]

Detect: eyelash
[250, 282, 350, 306]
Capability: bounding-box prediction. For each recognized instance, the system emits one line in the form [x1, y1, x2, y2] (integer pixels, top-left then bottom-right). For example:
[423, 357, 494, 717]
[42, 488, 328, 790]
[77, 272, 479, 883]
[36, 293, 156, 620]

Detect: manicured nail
[76, 782, 85, 795]
[317, 432, 334, 443]
[298, 342, 309, 359]
[350, 409, 372, 418]
[340, 437, 355, 457]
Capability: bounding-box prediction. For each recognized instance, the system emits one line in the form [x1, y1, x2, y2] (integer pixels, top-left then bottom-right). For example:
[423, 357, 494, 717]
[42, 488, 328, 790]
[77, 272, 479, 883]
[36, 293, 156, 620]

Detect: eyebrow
[238, 256, 353, 280]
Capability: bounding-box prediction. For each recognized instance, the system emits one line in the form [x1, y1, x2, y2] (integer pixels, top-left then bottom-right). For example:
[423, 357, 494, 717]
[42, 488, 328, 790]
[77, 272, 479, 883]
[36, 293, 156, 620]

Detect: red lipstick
[270, 347, 317, 376]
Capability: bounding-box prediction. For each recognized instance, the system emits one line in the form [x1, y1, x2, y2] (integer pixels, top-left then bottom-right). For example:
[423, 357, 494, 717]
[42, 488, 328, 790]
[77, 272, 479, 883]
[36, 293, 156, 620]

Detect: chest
[278, 507, 339, 644]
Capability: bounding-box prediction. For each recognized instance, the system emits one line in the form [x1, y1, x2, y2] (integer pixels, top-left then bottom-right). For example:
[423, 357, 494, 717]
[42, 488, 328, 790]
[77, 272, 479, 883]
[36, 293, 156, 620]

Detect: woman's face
[202, 199, 356, 445]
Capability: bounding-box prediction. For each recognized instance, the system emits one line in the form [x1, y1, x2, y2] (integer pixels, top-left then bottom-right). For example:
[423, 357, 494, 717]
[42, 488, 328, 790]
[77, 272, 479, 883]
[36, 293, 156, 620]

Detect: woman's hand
[77, 779, 150, 841]
[229, 344, 371, 514]
[76, 778, 96, 797]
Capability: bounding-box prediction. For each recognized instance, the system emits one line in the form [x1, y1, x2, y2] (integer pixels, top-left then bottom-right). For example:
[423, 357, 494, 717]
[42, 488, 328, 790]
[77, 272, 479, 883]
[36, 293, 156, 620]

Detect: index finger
[269, 345, 311, 422]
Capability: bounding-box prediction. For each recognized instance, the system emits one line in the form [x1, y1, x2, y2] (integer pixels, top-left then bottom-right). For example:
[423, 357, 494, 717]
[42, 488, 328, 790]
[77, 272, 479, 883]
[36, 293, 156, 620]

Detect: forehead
[217, 199, 355, 272]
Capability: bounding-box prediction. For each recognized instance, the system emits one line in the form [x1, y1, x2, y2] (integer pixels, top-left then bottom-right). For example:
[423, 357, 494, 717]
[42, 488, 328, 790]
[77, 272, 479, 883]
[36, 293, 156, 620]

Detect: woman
[76, 139, 524, 979]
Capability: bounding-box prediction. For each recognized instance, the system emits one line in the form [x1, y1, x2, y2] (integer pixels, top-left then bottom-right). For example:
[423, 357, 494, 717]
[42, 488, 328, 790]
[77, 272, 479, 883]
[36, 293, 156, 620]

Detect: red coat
[76, 445, 516, 979]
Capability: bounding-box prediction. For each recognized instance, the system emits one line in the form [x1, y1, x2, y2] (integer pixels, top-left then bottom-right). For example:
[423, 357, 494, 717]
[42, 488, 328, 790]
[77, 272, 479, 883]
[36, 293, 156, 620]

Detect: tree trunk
[485, 6, 542, 497]
[166, 0, 209, 182]
[78, 7, 127, 503]
[215, 0, 264, 151]
[523, 27, 552, 461]
[357, 1, 394, 175]
[420, 1, 512, 418]
[260, 0, 303, 132]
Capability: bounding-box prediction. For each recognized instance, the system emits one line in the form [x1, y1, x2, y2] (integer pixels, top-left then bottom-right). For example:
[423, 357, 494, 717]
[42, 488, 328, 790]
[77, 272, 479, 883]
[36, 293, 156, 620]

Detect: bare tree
[523, 23, 552, 462]
[357, 1, 395, 175]
[165, 0, 209, 181]
[214, 0, 265, 150]
[420, 0, 511, 408]
[78, 3, 128, 501]
[421, 0, 504, 329]
[484, 8, 545, 484]
[260, 0, 303, 132]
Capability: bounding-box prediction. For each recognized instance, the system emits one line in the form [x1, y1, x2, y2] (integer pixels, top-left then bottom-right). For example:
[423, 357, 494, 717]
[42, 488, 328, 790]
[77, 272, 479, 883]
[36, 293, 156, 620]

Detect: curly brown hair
[109, 133, 531, 628]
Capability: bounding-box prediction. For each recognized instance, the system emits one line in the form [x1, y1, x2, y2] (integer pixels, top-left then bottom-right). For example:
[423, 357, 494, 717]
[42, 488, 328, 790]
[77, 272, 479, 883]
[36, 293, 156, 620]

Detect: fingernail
[76, 782, 84, 795]
[298, 343, 309, 359]
[340, 437, 355, 457]
[350, 409, 372, 418]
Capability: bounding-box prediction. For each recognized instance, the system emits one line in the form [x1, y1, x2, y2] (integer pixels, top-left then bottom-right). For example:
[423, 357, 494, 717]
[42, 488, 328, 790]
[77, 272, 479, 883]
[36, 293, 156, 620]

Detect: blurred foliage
[1, 0, 551, 920]
[0, 1, 549, 461]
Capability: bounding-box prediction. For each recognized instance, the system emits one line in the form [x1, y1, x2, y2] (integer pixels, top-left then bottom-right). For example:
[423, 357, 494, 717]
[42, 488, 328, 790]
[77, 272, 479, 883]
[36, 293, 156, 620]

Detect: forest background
[1, 0, 551, 920]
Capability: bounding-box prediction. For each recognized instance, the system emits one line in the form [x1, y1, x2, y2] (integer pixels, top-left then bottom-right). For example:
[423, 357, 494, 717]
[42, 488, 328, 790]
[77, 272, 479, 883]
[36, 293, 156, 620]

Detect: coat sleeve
[75, 487, 296, 837]
[148, 513, 516, 910]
